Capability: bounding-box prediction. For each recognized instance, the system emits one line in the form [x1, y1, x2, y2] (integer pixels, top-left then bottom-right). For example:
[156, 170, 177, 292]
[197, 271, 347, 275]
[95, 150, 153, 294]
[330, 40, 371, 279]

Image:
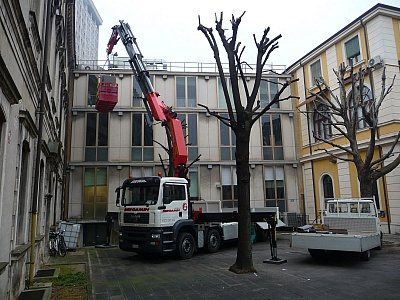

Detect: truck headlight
[151, 233, 160, 239]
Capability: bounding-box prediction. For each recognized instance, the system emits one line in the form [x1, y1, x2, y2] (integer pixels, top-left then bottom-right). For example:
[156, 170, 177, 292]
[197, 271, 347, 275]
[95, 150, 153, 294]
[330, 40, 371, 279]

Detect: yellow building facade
[287, 4, 400, 234]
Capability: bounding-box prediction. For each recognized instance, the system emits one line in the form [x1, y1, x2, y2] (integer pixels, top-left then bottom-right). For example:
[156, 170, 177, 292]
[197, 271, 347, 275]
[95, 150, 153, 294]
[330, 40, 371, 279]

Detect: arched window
[348, 85, 373, 130]
[322, 174, 334, 208]
[313, 104, 332, 140]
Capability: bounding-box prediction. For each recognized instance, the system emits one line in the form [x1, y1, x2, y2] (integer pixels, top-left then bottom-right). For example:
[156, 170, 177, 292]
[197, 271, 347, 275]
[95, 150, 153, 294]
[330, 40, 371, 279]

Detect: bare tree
[309, 62, 399, 197]
[198, 12, 298, 273]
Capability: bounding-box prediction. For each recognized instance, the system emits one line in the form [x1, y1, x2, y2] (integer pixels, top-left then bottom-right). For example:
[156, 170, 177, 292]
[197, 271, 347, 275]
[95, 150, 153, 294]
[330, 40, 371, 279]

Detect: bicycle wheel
[58, 235, 67, 257]
[49, 239, 56, 257]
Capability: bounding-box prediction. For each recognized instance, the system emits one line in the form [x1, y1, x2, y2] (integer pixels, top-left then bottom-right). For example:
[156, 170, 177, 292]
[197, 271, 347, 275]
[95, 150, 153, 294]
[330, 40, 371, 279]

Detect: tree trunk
[229, 115, 255, 274]
[358, 169, 374, 198]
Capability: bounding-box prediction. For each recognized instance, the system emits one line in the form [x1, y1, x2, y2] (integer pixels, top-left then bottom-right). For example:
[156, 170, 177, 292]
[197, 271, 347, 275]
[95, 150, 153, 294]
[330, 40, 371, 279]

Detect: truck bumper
[119, 226, 175, 254]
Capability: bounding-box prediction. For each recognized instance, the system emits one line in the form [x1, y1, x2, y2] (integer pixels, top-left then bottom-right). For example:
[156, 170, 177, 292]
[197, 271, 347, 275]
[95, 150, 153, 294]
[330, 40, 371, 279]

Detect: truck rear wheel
[206, 228, 221, 253]
[177, 232, 195, 260]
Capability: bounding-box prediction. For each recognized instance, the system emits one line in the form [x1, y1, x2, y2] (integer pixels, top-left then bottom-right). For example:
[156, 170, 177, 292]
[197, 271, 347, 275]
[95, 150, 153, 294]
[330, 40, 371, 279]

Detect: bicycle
[49, 230, 67, 257]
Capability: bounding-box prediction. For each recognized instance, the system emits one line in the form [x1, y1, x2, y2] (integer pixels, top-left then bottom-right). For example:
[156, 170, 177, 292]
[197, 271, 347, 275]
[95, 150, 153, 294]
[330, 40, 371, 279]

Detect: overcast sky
[93, 0, 400, 68]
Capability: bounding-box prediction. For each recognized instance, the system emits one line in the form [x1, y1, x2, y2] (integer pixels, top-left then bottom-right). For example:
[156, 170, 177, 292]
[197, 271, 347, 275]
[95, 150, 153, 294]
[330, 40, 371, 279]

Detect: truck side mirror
[115, 186, 121, 206]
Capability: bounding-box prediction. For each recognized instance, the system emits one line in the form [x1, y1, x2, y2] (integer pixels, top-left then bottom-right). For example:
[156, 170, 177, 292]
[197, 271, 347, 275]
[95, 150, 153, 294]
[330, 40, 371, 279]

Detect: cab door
[160, 183, 188, 226]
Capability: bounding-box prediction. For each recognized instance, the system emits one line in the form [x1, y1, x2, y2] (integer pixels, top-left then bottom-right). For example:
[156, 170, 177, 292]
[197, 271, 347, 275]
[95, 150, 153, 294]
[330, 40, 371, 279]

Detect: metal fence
[76, 59, 287, 74]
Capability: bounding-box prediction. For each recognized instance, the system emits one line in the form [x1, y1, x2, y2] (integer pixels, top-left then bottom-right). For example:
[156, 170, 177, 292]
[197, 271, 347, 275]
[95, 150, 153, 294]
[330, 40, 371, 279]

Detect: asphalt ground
[71, 233, 400, 300]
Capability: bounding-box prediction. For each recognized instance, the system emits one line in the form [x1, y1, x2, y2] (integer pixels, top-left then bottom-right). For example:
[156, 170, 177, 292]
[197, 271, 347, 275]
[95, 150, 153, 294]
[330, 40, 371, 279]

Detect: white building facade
[67, 64, 302, 245]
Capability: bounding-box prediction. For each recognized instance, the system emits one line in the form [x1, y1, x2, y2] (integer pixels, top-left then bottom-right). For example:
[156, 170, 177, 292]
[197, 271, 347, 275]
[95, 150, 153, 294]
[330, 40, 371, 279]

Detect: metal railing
[76, 59, 287, 74]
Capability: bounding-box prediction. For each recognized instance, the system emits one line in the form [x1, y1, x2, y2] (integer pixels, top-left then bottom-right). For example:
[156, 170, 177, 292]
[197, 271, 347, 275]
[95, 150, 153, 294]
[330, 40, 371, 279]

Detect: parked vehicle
[290, 198, 382, 261]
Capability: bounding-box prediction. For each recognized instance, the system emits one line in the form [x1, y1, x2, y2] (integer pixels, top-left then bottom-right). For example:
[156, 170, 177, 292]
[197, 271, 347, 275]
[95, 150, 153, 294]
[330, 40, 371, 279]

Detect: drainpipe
[300, 62, 318, 222]
[360, 19, 391, 233]
[29, 0, 52, 287]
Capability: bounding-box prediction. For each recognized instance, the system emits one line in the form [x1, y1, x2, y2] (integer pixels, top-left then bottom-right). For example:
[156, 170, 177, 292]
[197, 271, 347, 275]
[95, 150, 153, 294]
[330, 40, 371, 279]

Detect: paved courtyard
[82, 233, 400, 300]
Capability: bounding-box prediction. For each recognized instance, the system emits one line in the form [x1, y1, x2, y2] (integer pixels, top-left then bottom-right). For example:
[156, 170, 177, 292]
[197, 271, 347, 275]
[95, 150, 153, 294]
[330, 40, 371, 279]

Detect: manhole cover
[18, 289, 45, 300]
[35, 269, 56, 277]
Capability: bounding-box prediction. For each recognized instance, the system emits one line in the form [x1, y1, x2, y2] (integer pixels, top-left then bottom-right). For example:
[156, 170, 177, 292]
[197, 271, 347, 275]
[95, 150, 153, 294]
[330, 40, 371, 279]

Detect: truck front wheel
[206, 228, 221, 253]
[177, 232, 195, 260]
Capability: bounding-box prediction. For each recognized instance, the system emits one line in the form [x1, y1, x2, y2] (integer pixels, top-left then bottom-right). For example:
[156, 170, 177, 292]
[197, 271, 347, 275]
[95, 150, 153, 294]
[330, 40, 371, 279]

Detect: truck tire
[177, 232, 195, 260]
[206, 228, 221, 253]
[361, 250, 371, 261]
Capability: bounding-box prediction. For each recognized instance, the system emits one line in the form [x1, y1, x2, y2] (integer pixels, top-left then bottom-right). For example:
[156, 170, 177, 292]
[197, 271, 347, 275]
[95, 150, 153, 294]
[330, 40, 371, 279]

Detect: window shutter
[345, 37, 360, 58]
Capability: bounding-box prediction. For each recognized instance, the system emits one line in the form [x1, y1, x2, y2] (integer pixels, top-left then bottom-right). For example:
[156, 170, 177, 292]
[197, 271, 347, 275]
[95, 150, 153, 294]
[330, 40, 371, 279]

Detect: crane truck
[108, 21, 277, 259]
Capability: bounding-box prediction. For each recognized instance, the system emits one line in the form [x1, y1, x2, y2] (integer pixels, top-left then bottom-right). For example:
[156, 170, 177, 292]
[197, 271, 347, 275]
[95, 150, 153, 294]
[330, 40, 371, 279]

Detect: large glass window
[132, 113, 154, 161]
[176, 76, 196, 107]
[83, 167, 108, 219]
[87, 75, 98, 107]
[260, 78, 279, 108]
[310, 60, 322, 85]
[262, 115, 283, 160]
[349, 85, 373, 130]
[345, 36, 361, 65]
[85, 113, 108, 161]
[131, 167, 154, 177]
[265, 166, 286, 212]
[221, 166, 237, 209]
[218, 77, 233, 108]
[179, 113, 198, 160]
[313, 104, 332, 140]
[220, 114, 236, 160]
[188, 167, 199, 199]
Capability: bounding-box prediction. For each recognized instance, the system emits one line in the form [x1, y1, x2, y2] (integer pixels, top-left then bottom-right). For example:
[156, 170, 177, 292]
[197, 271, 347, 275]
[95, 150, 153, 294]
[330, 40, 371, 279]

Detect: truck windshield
[122, 185, 159, 206]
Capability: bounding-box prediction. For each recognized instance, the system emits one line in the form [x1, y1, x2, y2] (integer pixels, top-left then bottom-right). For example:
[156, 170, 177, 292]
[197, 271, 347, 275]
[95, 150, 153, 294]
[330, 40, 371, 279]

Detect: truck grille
[124, 213, 149, 224]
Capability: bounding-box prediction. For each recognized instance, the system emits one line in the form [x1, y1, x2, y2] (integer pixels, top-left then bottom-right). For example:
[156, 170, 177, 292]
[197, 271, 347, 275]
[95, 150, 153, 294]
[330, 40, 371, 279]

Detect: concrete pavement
[79, 233, 400, 300]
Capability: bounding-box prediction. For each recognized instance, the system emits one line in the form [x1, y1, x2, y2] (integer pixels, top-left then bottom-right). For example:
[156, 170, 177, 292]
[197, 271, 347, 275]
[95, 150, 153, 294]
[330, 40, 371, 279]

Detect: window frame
[344, 35, 362, 65]
[348, 84, 373, 130]
[131, 113, 154, 161]
[219, 113, 236, 160]
[264, 166, 286, 212]
[83, 167, 108, 219]
[313, 103, 332, 140]
[261, 114, 283, 160]
[221, 166, 238, 209]
[85, 112, 109, 161]
[176, 76, 197, 107]
[309, 59, 322, 86]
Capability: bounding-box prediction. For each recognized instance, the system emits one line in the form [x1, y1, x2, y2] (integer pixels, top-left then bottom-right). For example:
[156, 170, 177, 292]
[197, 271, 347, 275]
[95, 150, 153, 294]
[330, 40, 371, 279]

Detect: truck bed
[290, 231, 381, 252]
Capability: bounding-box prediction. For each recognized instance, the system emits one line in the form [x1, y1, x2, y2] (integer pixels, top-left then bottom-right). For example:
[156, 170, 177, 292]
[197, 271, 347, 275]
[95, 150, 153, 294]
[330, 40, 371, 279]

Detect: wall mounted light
[207, 164, 213, 169]
[69, 165, 75, 171]
[288, 112, 294, 118]
[117, 165, 122, 170]
[292, 163, 298, 168]
[119, 74, 124, 78]
[205, 75, 210, 81]
[206, 112, 210, 117]
[118, 111, 123, 116]
[72, 111, 78, 116]
[250, 164, 256, 169]
[162, 74, 168, 79]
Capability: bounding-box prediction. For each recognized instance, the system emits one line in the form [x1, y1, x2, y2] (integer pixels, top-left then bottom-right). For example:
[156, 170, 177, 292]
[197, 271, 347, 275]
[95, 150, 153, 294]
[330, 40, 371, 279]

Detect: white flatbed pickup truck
[291, 198, 382, 261]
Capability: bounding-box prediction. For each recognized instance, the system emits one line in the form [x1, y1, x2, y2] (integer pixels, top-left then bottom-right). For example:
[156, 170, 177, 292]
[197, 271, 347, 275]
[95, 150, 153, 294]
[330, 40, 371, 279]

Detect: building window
[132, 113, 154, 161]
[265, 166, 286, 212]
[131, 167, 154, 177]
[260, 78, 279, 108]
[348, 85, 373, 130]
[218, 77, 233, 108]
[221, 166, 237, 208]
[322, 174, 334, 201]
[85, 113, 108, 161]
[132, 76, 142, 107]
[220, 114, 236, 160]
[262, 115, 283, 160]
[313, 104, 332, 139]
[345, 36, 361, 65]
[87, 74, 97, 107]
[16, 141, 30, 244]
[179, 113, 198, 160]
[310, 60, 322, 85]
[133, 75, 154, 107]
[188, 167, 199, 199]
[83, 167, 108, 219]
[176, 76, 196, 107]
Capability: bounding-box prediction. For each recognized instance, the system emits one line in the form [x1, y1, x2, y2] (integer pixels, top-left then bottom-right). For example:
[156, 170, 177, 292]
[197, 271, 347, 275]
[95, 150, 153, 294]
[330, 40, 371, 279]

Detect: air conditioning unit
[368, 55, 383, 69]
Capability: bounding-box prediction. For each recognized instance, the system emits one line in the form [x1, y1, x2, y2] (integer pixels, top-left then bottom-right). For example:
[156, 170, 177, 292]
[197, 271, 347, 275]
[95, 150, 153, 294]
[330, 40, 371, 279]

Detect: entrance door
[83, 223, 106, 246]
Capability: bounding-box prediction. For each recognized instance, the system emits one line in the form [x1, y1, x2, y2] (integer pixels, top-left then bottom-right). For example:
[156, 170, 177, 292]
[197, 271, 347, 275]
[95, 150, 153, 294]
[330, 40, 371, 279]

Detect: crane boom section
[107, 21, 188, 177]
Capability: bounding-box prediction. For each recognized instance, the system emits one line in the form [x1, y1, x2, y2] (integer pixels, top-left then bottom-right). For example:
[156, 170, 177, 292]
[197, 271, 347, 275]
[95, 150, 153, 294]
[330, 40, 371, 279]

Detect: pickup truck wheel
[206, 229, 221, 253]
[177, 232, 195, 260]
[361, 250, 371, 261]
